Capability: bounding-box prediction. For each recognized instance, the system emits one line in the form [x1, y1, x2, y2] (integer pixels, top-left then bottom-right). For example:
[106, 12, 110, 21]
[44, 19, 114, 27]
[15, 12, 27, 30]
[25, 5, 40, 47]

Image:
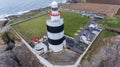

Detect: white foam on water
[0, 0, 65, 19]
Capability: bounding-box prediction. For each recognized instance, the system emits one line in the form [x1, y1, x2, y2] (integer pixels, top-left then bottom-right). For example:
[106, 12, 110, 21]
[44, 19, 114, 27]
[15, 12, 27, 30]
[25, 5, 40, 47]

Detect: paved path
[0, 25, 10, 33]
[9, 12, 47, 26]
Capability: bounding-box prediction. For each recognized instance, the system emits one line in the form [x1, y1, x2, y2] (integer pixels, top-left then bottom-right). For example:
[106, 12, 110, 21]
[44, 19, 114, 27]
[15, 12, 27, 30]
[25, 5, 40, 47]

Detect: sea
[0, 0, 65, 19]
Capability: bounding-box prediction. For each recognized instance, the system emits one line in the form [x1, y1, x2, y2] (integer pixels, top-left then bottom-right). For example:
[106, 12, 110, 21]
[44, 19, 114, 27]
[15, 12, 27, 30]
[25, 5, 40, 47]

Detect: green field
[101, 16, 120, 38]
[13, 12, 89, 40]
[8, 9, 49, 25]
[103, 30, 118, 38]
[102, 16, 120, 28]
[80, 0, 85, 2]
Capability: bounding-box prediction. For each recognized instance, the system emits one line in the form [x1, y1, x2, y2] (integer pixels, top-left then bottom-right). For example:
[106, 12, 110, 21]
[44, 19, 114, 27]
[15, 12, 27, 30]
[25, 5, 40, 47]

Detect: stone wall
[116, 8, 120, 15]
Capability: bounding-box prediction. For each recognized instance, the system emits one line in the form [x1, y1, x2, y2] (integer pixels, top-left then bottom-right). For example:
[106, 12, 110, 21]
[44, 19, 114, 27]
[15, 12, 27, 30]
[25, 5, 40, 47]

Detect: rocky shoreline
[7, 7, 50, 19]
[0, 0, 80, 21]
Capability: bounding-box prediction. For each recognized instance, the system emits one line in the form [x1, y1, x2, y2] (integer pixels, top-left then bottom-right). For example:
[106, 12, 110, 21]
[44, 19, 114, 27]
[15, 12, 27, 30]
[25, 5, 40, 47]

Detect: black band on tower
[48, 36, 65, 45]
[47, 24, 64, 33]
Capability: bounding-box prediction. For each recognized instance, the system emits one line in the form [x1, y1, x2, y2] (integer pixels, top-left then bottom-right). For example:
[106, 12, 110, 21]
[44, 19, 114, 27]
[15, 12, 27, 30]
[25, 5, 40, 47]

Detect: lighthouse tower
[46, 1, 66, 52]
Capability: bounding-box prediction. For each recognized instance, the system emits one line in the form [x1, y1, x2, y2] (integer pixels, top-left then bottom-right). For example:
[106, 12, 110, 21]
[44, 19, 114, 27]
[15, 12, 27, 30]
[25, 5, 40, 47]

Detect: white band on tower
[46, 1, 66, 52]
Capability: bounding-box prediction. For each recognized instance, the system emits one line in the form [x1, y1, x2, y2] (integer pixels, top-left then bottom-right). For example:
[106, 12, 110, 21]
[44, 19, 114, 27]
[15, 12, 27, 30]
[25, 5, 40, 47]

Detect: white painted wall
[49, 43, 64, 52]
[47, 31, 64, 40]
[51, 15, 60, 21]
[47, 19, 63, 27]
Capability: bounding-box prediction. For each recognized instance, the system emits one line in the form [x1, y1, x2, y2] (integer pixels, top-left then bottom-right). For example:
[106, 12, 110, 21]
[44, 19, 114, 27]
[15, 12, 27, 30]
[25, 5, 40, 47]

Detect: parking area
[61, 8, 105, 20]
[66, 20, 102, 54]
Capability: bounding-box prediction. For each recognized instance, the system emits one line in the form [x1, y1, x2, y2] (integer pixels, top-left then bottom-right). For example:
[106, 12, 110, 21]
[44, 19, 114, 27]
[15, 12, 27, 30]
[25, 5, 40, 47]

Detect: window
[52, 8, 58, 11]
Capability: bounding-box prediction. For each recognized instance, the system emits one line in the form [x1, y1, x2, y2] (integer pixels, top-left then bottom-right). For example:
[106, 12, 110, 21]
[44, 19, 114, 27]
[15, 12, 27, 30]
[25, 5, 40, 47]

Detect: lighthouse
[46, 1, 66, 52]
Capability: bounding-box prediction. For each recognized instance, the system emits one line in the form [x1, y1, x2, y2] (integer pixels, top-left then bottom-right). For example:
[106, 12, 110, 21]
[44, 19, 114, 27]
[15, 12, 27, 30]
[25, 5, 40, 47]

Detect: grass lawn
[102, 16, 120, 28]
[103, 30, 118, 38]
[101, 15, 120, 38]
[80, 0, 85, 2]
[8, 8, 49, 25]
[13, 12, 89, 40]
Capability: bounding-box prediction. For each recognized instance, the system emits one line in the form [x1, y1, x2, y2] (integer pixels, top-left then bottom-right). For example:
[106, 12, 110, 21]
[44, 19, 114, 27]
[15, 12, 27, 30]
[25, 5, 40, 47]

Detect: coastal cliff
[0, 45, 20, 67]
[80, 36, 120, 67]
[0, 35, 120, 67]
[0, 41, 43, 67]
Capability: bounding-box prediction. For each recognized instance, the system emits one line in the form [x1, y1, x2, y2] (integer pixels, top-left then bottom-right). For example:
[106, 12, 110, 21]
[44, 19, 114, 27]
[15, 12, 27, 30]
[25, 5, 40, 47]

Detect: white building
[46, 1, 66, 52]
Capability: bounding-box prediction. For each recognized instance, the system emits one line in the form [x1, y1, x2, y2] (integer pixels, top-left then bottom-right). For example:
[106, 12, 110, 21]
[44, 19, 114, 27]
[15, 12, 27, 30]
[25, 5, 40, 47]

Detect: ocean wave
[62, 0, 67, 3]
[0, 0, 65, 19]
[0, 8, 38, 19]
[17, 10, 30, 15]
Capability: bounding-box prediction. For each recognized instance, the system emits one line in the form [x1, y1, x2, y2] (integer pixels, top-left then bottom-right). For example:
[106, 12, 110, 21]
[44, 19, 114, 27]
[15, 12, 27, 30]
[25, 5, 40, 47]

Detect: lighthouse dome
[51, 1, 58, 8]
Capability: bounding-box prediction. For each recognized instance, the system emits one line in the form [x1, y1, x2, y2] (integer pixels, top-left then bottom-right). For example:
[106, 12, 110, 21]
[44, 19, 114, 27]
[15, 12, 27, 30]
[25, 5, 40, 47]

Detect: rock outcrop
[0, 41, 43, 67]
[0, 45, 20, 67]
[1, 35, 120, 67]
[80, 36, 120, 67]
[12, 42, 43, 67]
